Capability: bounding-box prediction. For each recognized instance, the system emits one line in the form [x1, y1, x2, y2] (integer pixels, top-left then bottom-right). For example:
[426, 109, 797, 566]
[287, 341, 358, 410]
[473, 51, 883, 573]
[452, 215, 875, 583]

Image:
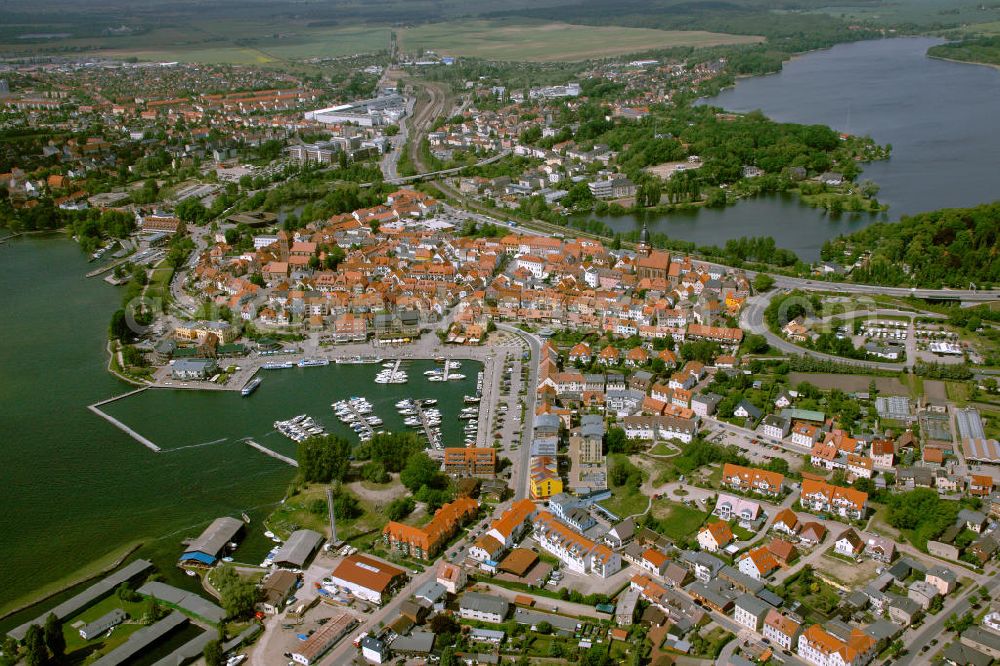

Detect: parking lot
[701, 419, 804, 469]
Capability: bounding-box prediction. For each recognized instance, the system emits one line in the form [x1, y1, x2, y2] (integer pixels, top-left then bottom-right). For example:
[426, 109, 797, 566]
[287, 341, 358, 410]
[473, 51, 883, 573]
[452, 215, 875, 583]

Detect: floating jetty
[333, 397, 378, 441]
[85, 254, 134, 278]
[375, 358, 407, 384]
[243, 438, 298, 467]
[88, 388, 161, 452]
[406, 400, 442, 449]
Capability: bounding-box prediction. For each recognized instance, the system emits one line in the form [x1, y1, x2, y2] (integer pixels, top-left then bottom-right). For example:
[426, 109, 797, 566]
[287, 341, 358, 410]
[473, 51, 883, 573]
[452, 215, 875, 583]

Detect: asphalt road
[894, 574, 1000, 665]
[497, 323, 541, 501]
[741, 293, 924, 372]
[768, 274, 1000, 302]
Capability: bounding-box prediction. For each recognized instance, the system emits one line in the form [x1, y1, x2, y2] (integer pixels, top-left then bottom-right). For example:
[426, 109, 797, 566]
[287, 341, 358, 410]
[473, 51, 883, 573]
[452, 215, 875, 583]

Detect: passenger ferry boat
[241, 377, 262, 396]
[336, 355, 384, 365]
[297, 358, 330, 368]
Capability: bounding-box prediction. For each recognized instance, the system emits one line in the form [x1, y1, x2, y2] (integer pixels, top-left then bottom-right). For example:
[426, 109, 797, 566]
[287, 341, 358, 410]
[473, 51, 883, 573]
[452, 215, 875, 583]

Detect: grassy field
[598, 485, 649, 519]
[648, 442, 679, 456]
[398, 19, 762, 62]
[144, 261, 173, 304]
[265, 483, 394, 542]
[650, 500, 709, 542]
[787, 372, 908, 394]
[61, 594, 148, 662]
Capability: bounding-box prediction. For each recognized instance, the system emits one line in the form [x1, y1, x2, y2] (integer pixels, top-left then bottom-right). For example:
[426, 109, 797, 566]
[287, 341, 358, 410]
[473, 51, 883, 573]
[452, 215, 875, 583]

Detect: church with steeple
[637, 221, 651, 256]
[635, 221, 671, 280]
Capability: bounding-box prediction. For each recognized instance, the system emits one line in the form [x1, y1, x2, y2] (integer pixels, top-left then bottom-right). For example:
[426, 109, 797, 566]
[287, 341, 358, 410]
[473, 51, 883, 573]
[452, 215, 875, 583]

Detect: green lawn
[62, 594, 148, 663]
[599, 485, 650, 519]
[144, 261, 174, 304]
[650, 500, 710, 541]
[649, 442, 678, 456]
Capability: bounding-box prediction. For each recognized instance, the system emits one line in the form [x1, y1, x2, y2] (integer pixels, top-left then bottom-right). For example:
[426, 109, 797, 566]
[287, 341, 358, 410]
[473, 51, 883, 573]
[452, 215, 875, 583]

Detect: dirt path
[346, 477, 406, 503]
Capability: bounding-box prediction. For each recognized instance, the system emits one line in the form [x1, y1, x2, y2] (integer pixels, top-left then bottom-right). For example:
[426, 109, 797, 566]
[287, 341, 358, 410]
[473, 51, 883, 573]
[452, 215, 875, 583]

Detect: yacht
[375, 369, 408, 384]
[463, 395, 481, 403]
[262, 361, 294, 370]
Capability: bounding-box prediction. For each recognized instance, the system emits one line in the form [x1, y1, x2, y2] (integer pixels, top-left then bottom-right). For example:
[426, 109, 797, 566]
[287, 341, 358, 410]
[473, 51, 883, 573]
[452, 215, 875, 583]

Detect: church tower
[637, 221, 651, 257]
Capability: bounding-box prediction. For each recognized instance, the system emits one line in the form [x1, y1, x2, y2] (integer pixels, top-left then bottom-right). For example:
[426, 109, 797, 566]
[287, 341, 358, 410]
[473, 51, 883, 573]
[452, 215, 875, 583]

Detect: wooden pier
[243, 438, 299, 467]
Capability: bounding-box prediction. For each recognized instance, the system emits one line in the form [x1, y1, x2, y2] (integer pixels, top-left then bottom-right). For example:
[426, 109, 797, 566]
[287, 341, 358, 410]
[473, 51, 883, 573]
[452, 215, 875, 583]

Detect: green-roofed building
[217, 343, 247, 357]
[780, 408, 825, 423]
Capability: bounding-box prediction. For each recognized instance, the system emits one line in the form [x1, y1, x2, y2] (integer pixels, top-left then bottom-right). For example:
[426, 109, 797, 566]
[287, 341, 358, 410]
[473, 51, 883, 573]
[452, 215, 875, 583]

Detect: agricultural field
[397, 19, 762, 62]
[0, 15, 763, 64]
[0, 22, 391, 64]
[787, 372, 908, 395]
[812, 0, 1000, 28]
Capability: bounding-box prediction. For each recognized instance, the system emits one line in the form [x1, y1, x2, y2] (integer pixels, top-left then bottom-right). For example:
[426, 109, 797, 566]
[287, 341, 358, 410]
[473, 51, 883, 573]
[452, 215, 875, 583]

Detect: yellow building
[174, 320, 238, 344]
[530, 456, 562, 499]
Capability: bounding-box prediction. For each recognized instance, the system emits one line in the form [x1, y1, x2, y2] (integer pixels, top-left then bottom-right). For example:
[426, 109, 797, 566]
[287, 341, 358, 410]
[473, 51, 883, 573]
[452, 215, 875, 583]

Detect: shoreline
[926, 51, 1000, 71]
[0, 542, 143, 623]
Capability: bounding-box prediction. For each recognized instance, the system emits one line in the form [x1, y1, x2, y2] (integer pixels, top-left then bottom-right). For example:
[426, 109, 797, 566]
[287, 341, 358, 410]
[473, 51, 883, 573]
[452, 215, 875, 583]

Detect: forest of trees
[822, 202, 1000, 288]
[928, 36, 1000, 67]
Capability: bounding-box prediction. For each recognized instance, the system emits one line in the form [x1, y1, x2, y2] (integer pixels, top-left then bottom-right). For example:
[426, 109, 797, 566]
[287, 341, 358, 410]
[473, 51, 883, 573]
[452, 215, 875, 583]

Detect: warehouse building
[137, 582, 225, 624]
[178, 517, 244, 566]
[273, 529, 324, 569]
[328, 554, 407, 605]
[291, 612, 358, 665]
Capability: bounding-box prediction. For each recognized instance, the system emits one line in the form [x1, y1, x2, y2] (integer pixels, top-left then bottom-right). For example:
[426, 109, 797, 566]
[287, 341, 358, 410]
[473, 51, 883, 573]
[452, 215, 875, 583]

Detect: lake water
[589, 37, 1000, 260]
[0, 235, 480, 629]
